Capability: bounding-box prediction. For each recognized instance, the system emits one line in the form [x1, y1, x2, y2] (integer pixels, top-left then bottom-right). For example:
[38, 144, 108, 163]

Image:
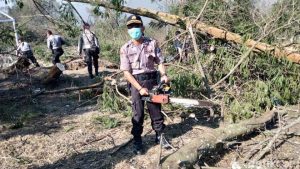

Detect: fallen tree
[160, 109, 277, 169]
[70, 0, 300, 64]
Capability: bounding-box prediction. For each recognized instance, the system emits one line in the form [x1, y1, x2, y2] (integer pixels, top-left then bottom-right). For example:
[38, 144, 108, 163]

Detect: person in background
[47, 30, 65, 65]
[120, 15, 170, 155]
[16, 37, 40, 67]
[173, 30, 183, 60]
[173, 30, 190, 62]
[78, 22, 100, 79]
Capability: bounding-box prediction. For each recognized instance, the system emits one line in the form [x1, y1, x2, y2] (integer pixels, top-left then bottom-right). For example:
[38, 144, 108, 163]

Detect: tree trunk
[42, 65, 63, 84]
[160, 109, 277, 169]
[70, 0, 300, 64]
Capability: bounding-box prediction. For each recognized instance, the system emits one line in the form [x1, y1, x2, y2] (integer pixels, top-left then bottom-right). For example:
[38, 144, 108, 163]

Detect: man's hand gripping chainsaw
[141, 81, 216, 107]
[141, 80, 171, 104]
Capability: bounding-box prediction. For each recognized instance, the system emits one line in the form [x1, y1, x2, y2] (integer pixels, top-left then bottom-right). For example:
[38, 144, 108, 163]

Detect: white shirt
[47, 35, 63, 50]
[17, 42, 31, 52]
[78, 30, 99, 53]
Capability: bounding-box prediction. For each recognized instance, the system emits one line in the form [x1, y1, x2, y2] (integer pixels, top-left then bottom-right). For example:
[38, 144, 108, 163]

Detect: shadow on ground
[31, 110, 222, 169]
[0, 69, 111, 140]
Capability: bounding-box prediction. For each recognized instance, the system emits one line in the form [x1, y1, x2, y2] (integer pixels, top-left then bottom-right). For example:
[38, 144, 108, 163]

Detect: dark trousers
[22, 51, 38, 64]
[84, 48, 99, 76]
[52, 48, 64, 65]
[130, 76, 165, 140]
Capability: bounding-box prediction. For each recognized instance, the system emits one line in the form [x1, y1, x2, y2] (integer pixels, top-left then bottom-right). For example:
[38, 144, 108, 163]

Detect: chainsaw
[141, 81, 215, 107]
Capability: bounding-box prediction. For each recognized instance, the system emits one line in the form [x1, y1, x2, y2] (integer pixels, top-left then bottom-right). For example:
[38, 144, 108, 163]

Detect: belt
[134, 72, 157, 81]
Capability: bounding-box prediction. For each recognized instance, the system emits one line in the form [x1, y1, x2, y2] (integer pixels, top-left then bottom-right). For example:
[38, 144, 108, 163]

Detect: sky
[71, 0, 169, 25]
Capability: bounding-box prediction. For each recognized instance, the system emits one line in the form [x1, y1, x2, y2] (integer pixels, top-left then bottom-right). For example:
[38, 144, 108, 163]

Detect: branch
[251, 115, 300, 162]
[69, 0, 300, 64]
[160, 109, 277, 169]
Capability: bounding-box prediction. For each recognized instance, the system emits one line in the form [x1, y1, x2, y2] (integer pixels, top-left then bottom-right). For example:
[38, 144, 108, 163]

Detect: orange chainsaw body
[150, 94, 170, 104]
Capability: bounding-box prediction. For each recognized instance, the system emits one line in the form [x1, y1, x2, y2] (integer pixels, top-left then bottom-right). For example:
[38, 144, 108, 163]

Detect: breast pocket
[128, 52, 137, 64]
[145, 52, 156, 68]
[128, 52, 140, 69]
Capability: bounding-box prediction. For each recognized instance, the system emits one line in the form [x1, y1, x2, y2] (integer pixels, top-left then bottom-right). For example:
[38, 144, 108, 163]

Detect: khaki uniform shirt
[120, 37, 164, 75]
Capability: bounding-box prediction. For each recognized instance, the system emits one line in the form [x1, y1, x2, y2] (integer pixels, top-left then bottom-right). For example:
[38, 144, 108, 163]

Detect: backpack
[59, 36, 66, 45]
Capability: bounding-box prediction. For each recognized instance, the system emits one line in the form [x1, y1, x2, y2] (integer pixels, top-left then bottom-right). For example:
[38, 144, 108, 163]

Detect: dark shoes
[133, 141, 145, 155]
[132, 132, 171, 155]
[90, 71, 100, 79]
[35, 63, 40, 67]
[155, 132, 171, 149]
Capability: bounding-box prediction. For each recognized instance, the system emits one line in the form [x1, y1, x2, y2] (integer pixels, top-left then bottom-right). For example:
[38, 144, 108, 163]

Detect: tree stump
[42, 63, 65, 84]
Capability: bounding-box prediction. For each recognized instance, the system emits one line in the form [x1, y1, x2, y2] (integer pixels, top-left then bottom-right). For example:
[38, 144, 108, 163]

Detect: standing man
[173, 30, 183, 60]
[120, 15, 169, 155]
[78, 22, 100, 79]
[173, 30, 189, 62]
[47, 30, 65, 65]
[16, 37, 40, 67]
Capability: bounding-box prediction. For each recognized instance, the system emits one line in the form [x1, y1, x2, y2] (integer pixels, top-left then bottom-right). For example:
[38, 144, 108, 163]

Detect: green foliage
[170, 69, 203, 97]
[97, 83, 127, 113]
[209, 45, 299, 121]
[94, 22, 128, 63]
[165, 34, 300, 122]
[93, 115, 120, 129]
[16, 0, 23, 8]
[122, 105, 132, 117]
[0, 24, 15, 51]
[58, 2, 81, 38]
[33, 45, 51, 62]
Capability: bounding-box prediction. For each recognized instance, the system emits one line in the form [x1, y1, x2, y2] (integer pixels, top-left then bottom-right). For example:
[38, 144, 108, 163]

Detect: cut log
[160, 109, 277, 169]
[15, 57, 31, 70]
[1, 57, 30, 74]
[65, 58, 86, 70]
[70, 0, 300, 64]
[42, 65, 63, 84]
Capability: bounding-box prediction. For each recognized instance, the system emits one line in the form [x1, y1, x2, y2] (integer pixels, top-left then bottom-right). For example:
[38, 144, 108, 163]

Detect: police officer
[120, 15, 169, 155]
[47, 30, 65, 65]
[16, 37, 40, 67]
[174, 30, 183, 59]
[78, 23, 100, 79]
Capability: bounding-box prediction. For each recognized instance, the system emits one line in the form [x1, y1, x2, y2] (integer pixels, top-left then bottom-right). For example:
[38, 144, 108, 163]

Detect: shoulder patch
[155, 48, 161, 53]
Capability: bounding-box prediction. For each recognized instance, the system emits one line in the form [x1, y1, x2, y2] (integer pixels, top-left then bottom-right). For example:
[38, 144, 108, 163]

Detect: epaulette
[143, 37, 153, 42]
[124, 40, 132, 48]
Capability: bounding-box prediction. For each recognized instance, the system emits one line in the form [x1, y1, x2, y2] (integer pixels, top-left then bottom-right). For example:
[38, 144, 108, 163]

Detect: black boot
[133, 136, 144, 155]
[89, 74, 94, 79]
[95, 69, 99, 77]
[155, 132, 171, 149]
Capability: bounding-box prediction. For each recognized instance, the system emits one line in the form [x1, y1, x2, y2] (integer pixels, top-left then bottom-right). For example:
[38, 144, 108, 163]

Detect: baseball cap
[126, 15, 143, 26]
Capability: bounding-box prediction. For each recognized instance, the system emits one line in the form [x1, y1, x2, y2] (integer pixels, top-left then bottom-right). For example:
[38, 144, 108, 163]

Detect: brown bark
[160, 109, 277, 169]
[42, 65, 63, 84]
[1, 57, 31, 74]
[70, 0, 300, 64]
